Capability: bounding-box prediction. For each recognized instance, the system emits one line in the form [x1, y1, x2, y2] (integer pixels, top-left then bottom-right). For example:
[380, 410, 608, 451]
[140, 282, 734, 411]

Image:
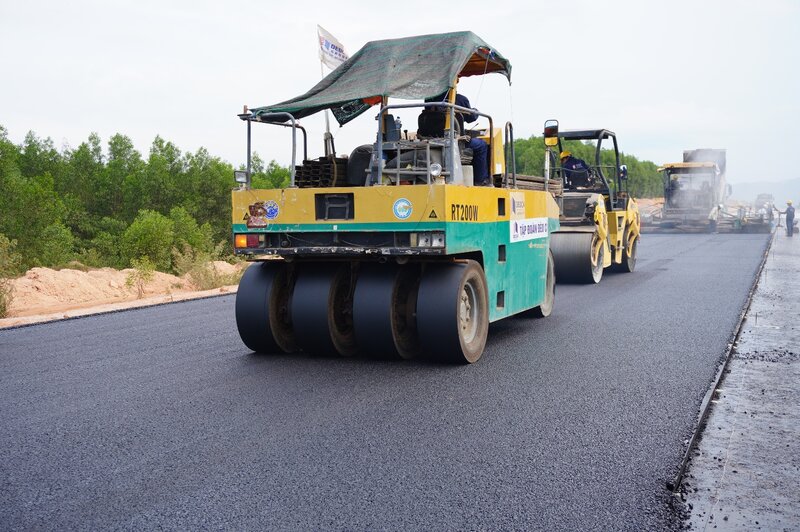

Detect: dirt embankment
[1, 261, 246, 328]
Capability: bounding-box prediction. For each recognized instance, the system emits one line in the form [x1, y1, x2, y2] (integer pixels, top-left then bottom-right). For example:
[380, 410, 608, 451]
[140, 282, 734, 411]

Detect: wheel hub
[459, 283, 478, 343]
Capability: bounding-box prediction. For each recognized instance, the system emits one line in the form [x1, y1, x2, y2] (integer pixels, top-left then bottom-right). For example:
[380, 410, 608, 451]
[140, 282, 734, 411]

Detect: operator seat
[346, 144, 373, 186]
[416, 110, 471, 164]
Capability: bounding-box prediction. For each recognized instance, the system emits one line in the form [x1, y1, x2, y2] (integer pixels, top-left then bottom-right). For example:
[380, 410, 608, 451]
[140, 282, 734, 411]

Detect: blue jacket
[425, 92, 479, 123]
[562, 156, 591, 182]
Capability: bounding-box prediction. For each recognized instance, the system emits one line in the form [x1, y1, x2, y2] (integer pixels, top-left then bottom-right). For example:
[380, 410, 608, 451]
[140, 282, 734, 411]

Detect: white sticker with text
[509, 217, 549, 242]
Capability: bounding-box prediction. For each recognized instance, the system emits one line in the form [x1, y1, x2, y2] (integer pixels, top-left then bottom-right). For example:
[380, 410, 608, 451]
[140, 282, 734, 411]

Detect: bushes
[125, 256, 155, 298]
[172, 242, 242, 290]
[121, 210, 175, 271]
[35, 223, 75, 268]
[169, 207, 214, 255]
[0, 234, 22, 318]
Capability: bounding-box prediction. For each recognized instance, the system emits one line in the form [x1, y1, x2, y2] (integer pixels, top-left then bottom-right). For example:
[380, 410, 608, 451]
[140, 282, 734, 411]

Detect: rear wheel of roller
[528, 250, 555, 318]
[236, 262, 294, 353]
[417, 260, 488, 364]
[291, 263, 357, 356]
[391, 265, 421, 359]
[353, 264, 421, 360]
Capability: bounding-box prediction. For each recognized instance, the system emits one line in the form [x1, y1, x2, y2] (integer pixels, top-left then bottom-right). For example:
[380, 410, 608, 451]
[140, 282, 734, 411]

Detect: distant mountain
[728, 178, 800, 207]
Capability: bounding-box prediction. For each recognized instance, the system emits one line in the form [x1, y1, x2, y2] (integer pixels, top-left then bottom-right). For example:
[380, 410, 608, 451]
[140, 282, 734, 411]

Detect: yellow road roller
[543, 123, 640, 283]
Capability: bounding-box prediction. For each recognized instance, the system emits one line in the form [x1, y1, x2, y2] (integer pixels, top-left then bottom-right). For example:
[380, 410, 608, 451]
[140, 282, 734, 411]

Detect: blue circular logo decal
[264, 200, 280, 220]
[393, 198, 412, 219]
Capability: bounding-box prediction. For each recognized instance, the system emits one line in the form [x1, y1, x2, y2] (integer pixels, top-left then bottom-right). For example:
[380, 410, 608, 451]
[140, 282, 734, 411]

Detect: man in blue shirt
[560, 151, 593, 188]
[424, 92, 490, 186]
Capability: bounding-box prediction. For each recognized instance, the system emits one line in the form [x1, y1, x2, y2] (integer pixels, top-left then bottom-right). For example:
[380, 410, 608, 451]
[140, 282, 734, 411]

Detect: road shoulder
[0, 284, 238, 329]
[683, 230, 800, 529]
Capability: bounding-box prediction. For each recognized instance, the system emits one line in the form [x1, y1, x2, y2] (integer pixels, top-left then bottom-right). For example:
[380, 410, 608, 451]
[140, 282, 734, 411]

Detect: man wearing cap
[560, 151, 593, 188]
[785, 200, 795, 236]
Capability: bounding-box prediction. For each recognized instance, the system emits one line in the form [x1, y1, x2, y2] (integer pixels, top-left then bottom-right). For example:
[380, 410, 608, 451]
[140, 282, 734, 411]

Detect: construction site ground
[682, 228, 800, 530]
[0, 262, 243, 329]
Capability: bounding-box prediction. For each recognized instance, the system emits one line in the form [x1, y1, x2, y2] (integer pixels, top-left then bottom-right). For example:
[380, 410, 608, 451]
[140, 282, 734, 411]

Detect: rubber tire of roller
[291, 263, 356, 356]
[235, 262, 285, 353]
[353, 264, 401, 359]
[529, 250, 555, 318]
[416, 260, 489, 364]
[353, 264, 421, 360]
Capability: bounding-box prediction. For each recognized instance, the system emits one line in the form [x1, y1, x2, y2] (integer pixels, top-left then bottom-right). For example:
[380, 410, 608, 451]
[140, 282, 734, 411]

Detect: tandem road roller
[231, 32, 561, 363]
[543, 122, 641, 284]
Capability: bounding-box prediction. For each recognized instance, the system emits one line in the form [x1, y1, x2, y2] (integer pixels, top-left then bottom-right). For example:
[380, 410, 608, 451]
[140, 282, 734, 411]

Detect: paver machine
[654, 149, 728, 231]
[543, 124, 640, 283]
[231, 32, 561, 363]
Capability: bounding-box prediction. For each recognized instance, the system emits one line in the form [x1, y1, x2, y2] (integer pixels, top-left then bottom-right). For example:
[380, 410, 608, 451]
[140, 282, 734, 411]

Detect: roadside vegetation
[0, 125, 288, 313]
[0, 234, 21, 317]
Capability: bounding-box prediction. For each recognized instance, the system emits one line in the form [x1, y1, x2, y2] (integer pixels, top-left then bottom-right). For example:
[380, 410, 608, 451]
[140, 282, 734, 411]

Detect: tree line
[0, 126, 663, 277]
[0, 126, 288, 276]
[513, 135, 664, 197]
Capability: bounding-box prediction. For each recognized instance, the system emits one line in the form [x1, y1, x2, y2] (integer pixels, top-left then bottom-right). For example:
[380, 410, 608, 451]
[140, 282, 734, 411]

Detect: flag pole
[320, 51, 334, 157]
[320, 60, 331, 137]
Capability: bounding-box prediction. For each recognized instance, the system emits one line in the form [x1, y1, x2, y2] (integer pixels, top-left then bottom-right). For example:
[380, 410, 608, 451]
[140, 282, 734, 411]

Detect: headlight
[430, 163, 442, 177]
[410, 232, 445, 248]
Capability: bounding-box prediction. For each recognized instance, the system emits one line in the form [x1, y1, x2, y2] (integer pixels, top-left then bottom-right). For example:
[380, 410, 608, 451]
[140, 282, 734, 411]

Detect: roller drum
[550, 231, 604, 284]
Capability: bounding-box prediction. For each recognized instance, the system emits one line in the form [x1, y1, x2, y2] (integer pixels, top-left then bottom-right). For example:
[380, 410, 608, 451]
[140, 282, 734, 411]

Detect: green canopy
[251, 31, 511, 126]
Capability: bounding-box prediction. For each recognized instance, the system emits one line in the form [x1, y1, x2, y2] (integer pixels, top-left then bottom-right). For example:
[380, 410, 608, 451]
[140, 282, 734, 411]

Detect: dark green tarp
[251, 31, 511, 126]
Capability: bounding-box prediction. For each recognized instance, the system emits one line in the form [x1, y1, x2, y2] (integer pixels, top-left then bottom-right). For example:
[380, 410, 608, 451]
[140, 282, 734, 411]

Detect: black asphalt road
[0, 234, 768, 531]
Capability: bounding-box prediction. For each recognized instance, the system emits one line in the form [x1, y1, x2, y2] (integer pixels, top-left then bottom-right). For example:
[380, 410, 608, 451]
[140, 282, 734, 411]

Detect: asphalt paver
[0, 234, 769, 530]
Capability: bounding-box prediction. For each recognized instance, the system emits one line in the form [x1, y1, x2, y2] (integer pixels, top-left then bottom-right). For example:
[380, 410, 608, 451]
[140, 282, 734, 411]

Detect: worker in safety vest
[708, 204, 722, 233]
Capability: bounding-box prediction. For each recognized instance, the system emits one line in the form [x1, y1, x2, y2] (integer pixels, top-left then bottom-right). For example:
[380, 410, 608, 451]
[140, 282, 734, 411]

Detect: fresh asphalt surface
[1, 234, 769, 530]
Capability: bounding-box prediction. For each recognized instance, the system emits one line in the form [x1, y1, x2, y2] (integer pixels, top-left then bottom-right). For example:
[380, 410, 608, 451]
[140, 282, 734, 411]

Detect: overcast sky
[1, 0, 798, 185]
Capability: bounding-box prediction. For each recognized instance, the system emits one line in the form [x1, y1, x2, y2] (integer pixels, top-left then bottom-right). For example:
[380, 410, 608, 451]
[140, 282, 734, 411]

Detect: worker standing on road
[786, 200, 795, 237]
[708, 204, 722, 233]
[560, 151, 593, 188]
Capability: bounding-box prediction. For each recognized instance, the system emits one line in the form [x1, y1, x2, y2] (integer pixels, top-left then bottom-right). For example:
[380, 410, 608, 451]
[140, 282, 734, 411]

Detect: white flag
[317, 25, 349, 70]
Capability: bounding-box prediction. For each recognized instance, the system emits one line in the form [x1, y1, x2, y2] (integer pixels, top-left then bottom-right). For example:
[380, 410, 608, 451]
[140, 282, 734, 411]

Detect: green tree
[0, 234, 22, 317]
[97, 134, 143, 218]
[251, 156, 291, 189]
[121, 210, 175, 270]
[35, 223, 75, 267]
[19, 131, 63, 179]
[169, 206, 213, 254]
